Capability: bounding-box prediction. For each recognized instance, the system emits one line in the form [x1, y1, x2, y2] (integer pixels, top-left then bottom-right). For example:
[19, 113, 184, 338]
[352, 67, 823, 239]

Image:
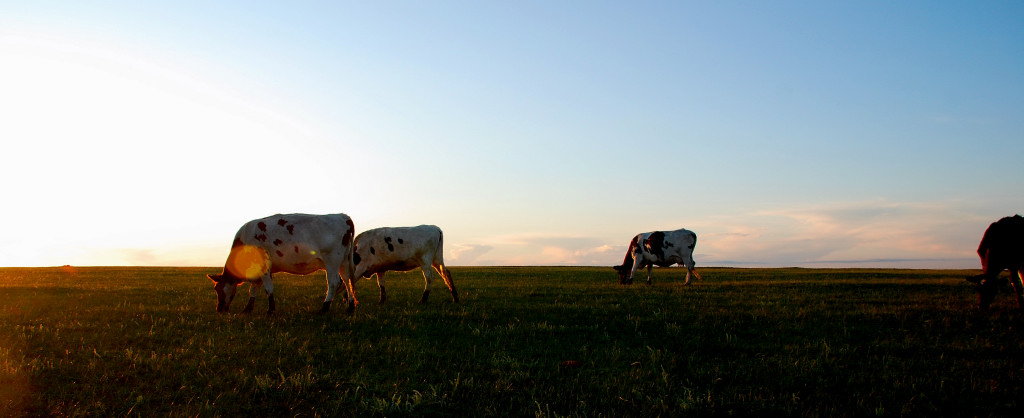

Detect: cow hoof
[345, 303, 355, 315]
[319, 301, 332, 314]
[419, 290, 430, 304]
[452, 293, 460, 303]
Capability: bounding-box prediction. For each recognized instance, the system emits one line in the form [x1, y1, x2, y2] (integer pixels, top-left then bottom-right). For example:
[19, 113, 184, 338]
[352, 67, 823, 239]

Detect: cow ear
[207, 273, 222, 283]
[612, 265, 622, 272]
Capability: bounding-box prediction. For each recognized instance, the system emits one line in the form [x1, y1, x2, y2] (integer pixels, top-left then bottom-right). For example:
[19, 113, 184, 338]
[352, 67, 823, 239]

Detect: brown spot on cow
[273, 239, 284, 246]
[646, 231, 666, 261]
[257, 222, 267, 232]
[255, 234, 268, 242]
[278, 219, 288, 227]
[276, 250, 284, 257]
[342, 219, 355, 246]
[286, 225, 295, 235]
[294, 245, 300, 254]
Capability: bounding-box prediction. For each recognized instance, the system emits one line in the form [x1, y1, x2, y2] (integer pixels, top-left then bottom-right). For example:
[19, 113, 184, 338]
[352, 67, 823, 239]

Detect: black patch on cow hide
[255, 234, 268, 242]
[286, 225, 295, 235]
[342, 219, 354, 246]
[273, 239, 283, 246]
[278, 219, 289, 226]
[257, 222, 267, 232]
[398, 238, 404, 244]
[646, 231, 666, 261]
[294, 245, 300, 253]
[353, 252, 361, 265]
[275, 250, 284, 257]
[384, 237, 395, 251]
[370, 247, 375, 255]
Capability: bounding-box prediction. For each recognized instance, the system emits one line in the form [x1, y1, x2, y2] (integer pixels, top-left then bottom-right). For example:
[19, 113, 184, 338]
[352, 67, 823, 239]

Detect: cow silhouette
[967, 215, 1024, 310]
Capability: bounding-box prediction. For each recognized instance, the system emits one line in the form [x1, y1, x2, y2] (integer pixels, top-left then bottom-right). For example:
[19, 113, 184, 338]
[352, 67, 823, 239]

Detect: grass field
[1, 266, 1021, 417]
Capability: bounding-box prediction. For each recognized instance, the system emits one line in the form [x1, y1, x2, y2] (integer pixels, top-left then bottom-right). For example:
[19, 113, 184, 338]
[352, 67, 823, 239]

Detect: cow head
[968, 248, 1012, 310]
[208, 273, 244, 312]
[969, 245, 1006, 310]
[612, 265, 631, 284]
[970, 276, 1008, 311]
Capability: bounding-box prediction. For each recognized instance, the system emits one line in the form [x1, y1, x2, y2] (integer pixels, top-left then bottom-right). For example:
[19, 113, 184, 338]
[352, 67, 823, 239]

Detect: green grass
[1, 266, 1022, 416]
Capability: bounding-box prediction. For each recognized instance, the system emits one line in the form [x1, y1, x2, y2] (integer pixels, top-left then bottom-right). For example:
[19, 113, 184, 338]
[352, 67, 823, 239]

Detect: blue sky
[1, 1, 1021, 268]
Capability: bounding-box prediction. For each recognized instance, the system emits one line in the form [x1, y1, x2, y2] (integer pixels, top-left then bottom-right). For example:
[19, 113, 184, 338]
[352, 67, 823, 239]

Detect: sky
[1, 1, 1021, 268]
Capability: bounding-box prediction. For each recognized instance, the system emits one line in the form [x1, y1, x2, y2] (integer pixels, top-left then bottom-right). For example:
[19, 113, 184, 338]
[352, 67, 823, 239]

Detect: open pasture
[1, 266, 1021, 416]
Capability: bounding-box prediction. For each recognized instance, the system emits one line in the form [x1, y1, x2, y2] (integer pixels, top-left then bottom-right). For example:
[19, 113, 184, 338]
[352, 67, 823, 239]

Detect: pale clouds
[448, 233, 621, 266]
[447, 244, 494, 265]
[693, 199, 989, 268]
[444, 199, 995, 268]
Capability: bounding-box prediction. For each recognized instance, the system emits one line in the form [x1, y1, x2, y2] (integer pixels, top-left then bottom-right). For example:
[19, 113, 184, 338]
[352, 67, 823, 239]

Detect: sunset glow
[1, 2, 1021, 268]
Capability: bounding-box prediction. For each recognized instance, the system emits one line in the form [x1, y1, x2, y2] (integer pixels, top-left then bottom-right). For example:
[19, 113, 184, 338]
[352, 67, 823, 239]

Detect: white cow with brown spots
[613, 228, 702, 285]
[353, 225, 458, 304]
[207, 213, 358, 314]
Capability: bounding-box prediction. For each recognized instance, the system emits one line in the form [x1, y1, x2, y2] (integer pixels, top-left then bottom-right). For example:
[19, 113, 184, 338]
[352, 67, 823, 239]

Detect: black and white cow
[207, 213, 358, 314]
[966, 215, 1024, 310]
[613, 228, 701, 285]
[353, 225, 459, 304]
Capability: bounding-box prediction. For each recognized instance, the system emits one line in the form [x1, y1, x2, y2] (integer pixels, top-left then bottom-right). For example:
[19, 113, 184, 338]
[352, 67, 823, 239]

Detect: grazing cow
[207, 213, 358, 314]
[353, 225, 458, 304]
[966, 215, 1024, 310]
[613, 228, 701, 285]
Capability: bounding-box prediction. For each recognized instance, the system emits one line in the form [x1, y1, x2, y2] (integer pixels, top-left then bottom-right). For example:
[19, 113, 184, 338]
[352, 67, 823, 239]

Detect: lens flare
[226, 245, 271, 279]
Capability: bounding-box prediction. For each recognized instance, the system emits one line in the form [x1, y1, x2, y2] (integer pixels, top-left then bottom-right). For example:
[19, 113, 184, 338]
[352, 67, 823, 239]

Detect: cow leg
[376, 272, 388, 304]
[683, 258, 700, 286]
[243, 281, 262, 313]
[645, 264, 653, 285]
[1011, 267, 1024, 309]
[321, 267, 342, 314]
[340, 258, 358, 315]
[263, 276, 275, 314]
[436, 264, 459, 303]
[419, 266, 434, 304]
[626, 258, 641, 285]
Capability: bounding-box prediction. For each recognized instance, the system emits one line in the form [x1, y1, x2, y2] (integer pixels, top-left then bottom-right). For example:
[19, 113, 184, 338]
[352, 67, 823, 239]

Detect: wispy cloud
[693, 199, 991, 268]
[441, 199, 993, 268]
[449, 233, 622, 266]
[447, 244, 494, 265]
